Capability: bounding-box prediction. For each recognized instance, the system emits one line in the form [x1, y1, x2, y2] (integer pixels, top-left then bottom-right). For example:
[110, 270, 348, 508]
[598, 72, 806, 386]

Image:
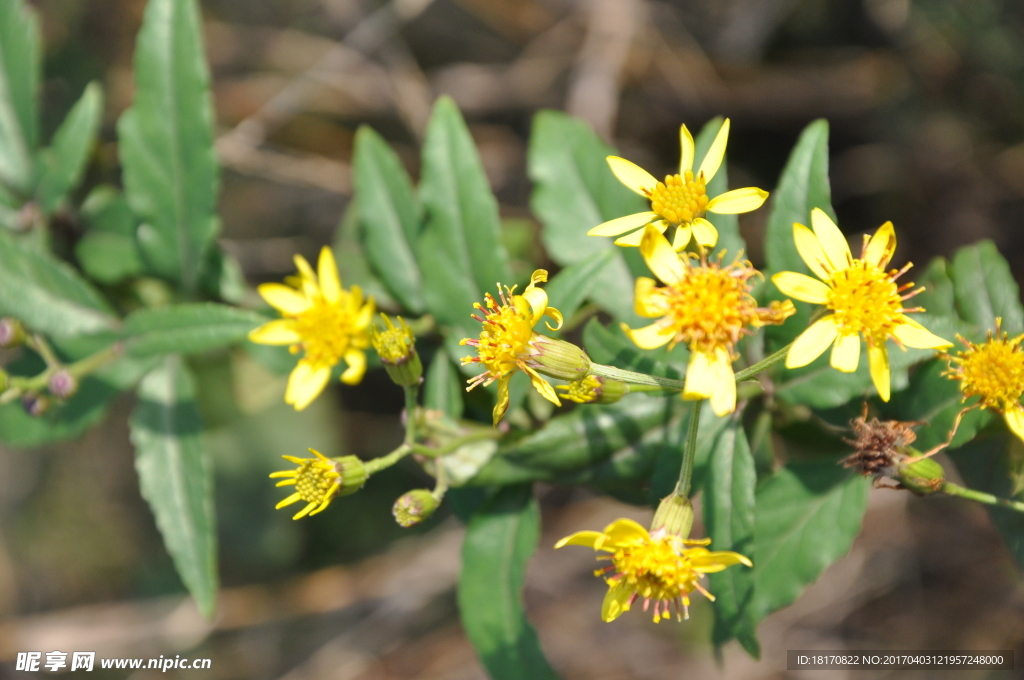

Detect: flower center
[607, 537, 697, 603]
[647, 170, 708, 225]
[955, 337, 1024, 409]
[561, 375, 602, 404]
[294, 458, 342, 504]
[660, 263, 759, 354]
[468, 291, 534, 379]
[826, 260, 903, 338]
[292, 297, 353, 369]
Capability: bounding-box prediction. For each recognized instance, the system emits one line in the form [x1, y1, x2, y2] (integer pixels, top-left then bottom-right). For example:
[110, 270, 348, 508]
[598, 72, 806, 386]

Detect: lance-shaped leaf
[122, 303, 266, 357]
[353, 125, 424, 313]
[458, 485, 560, 680]
[0, 0, 39, 192]
[118, 0, 219, 292]
[949, 240, 1024, 335]
[543, 249, 616, 325]
[130, 355, 217, 617]
[36, 82, 103, 213]
[423, 347, 463, 419]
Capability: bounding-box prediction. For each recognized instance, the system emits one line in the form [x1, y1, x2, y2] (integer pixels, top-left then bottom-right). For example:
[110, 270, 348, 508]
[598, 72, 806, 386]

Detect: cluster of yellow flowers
[248, 118, 1024, 624]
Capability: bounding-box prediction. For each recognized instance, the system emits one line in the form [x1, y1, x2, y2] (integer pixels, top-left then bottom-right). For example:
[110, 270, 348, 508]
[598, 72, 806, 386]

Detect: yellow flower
[555, 518, 751, 623]
[269, 450, 367, 519]
[772, 210, 951, 401]
[248, 246, 374, 410]
[944, 321, 1024, 442]
[460, 270, 565, 425]
[622, 225, 795, 416]
[588, 119, 769, 251]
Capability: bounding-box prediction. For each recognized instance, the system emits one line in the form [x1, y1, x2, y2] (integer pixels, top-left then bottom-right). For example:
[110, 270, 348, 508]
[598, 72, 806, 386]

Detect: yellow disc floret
[649, 171, 709, 226]
[948, 330, 1024, 411]
[826, 261, 904, 339]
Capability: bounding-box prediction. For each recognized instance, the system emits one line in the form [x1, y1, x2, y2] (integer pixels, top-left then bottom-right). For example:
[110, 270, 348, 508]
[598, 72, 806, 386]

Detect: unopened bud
[528, 336, 591, 382]
[370, 315, 423, 387]
[650, 491, 693, 539]
[897, 456, 946, 495]
[0, 318, 26, 348]
[557, 374, 628, 404]
[334, 455, 369, 496]
[48, 370, 78, 399]
[22, 393, 50, 417]
[393, 489, 440, 527]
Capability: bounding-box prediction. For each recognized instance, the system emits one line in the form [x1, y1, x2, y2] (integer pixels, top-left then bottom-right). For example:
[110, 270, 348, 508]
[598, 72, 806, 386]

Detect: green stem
[27, 333, 60, 368]
[734, 343, 792, 382]
[432, 458, 449, 500]
[404, 384, 419, 445]
[364, 443, 413, 475]
[589, 363, 685, 390]
[677, 399, 703, 497]
[1, 344, 122, 404]
[942, 481, 1024, 513]
[411, 428, 502, 459]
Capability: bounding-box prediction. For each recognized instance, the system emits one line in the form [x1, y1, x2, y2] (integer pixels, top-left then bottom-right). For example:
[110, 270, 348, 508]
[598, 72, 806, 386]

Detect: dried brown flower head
[842, 404, 918, 479]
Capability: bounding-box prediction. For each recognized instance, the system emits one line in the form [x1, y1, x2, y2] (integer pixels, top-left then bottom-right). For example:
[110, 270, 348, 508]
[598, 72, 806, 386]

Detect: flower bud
[370, 315, 423, 387]
[333, 455, 370, 497]
[22, 393, 50, 417]
[557, 374, 628, 404]
[0, 318, 26, 348]
[48, 369, 78, 399]
[650, 491, 693, 539]
[528, 336, 591, 382]
[897, 457, 946, 495]
[393, 489, 440, 527]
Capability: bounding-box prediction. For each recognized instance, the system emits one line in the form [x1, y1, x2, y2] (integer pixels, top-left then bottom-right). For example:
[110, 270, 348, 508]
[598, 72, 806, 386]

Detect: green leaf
[752, 457, 869, 619]
[693, 117, 744, 259]
[527, 109, 645, 323]
[424, 347, 464, 418]
[704, 422, 759, 657]
[649, 402, 730, 503]
[352, 125, 424, 313]
[117, 0, 219, 291]
[458, 484, 559, 680]
[544, 249, 616, 324]
[81, 184, 138, 235]
[950, 435, 1024, 570]
[0, 228, 117, 337]
[764, 119, 834, 275]
[417, 97, 508, 332]
[122, 303, 265, 357]
[915, 257, 956, 319]
[130, 355, 217, 617]
[76, 232, 145, 284]
[582, 318, 687, 380]
[0, 0, 40, 192]
[36, 82, 103, 212]
[949, 240, 1024, 334]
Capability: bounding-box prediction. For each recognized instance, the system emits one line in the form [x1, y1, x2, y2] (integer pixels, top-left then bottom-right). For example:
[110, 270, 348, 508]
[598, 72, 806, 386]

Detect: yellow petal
[679, 123, 695, 174]
[292, 255, 319, 299]
[285, 362, 331, 410]
[554, 530, 606, 550]
[671, 224, 693, 251]
[708, 348, 737, 416]
[622, 321, 675, 350]
[606, 156, 657, 196]
[341, 349, 367, 385]
[318, 246, 343, 303]
[683, 350, 714, 400]
[634, 277, 669, 317]
[706, 187, 768, 214]
[602, 518, 649, 545]
[521, 287, 549, 326]
[863, 221, 897, 269]
[354, 298, 375, 331]
[771, 271, 831, 304]
[492, 375, 511, 426]
[793, 222, 832, 280]
[293, 502, 318, 520]
[258, 283, 311, 315]
[892, 319, 952, 349]
[689, 550, 753, 572]
[786, 317, 839, 368]
[830, 332, 861, 373]
[810, 208, 851, 271]
[1004, 405, 1024, 443]
[697, 118, 730, 182]
[868, 341, 891, 402]
[601, 580, 635, 622]
[543, 306, 563, 332]
[248, 319, 301, 345]
[588, 211, 659, 236]
[690, 217, 718, 248]
[525, 367, 561, 406]
[275, 492, 303, 509]
[640, 224, 683, 284]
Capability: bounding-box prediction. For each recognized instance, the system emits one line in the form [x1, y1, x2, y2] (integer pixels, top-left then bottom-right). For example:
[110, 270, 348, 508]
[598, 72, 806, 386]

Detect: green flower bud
[393, 489, 440, 527]
[0, 318, 26, 348]
[48, 369, 78, 399]
[557, 374, 628, 404]
[528, 336, 591, 382]
[370, 315, 423, 387]
[650, 491, 693, 539]
[897, 457, 946, 495]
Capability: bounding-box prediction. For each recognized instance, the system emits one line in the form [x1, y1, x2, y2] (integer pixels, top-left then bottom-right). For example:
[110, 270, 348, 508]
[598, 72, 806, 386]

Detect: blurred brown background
[2, 0, 1024, 677]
